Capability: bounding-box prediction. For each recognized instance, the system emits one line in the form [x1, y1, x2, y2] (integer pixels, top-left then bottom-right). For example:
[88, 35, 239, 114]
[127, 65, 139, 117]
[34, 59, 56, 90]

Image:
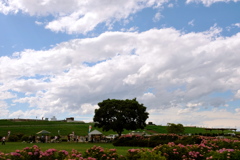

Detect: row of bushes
[191, 133, 235, 137]
[113, 134, 199, 147]
[1, 142, 240, 160]
[113, 134, 239, 148]
[2, 131, 235, 142]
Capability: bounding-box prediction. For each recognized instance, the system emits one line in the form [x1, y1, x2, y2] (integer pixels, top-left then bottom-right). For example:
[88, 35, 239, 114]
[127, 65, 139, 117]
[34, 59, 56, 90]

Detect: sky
[1, 0, 240, 130]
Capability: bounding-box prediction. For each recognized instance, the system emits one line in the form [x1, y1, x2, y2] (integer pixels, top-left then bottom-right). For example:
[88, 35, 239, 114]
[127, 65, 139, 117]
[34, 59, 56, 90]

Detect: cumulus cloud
[0, 101, 9, 115]
[1, 25, 240, 124]
[0, 0, 169, 34]
[186, 0, 240, 6]
[149, 107, 240, 128]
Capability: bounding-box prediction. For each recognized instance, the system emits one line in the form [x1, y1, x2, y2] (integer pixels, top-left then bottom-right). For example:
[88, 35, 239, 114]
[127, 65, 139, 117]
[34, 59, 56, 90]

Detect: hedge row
[113, 134, 227, 147]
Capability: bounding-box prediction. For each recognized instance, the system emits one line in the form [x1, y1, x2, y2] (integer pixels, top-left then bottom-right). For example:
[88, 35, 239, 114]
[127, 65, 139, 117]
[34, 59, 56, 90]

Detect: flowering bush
[126, 148, 166, 160]
[0, 145, 95, 160]
[153, 142, 213, 160]
[152, 137, 240, 160]
[113, 134, 148, 147]
[1, 135, 240, 160]
[84, 145, 123, 160]
[206, 148, 240, 160]
[205, 138, 240, 150]
[114, 134, 206, 147]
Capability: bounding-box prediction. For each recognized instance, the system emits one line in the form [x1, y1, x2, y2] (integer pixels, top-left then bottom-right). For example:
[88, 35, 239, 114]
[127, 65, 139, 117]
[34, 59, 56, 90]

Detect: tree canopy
[167, 123, 185, 134]
[93, 98, 149, 136]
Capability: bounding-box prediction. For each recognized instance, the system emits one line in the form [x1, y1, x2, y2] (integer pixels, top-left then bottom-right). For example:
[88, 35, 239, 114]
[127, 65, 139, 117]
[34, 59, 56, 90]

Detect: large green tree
[93, 98, 149, 136]
[167, 123, 185, 134]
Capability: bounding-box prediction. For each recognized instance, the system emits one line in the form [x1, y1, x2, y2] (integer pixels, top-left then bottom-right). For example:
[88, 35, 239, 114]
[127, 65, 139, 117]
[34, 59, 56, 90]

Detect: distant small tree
[167, 123, 185, 134]
[93, 98, 149, 136]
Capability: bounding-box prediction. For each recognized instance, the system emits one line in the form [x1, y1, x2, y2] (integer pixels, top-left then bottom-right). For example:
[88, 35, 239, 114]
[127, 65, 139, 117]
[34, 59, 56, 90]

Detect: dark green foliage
[61, 138, 68, 142]
[175, 135, 203, 145]
[114, 134, 181, 147]
[21, 135, 29, 141]
[149, 134, 179, 146]
[166, 123, 184, 134]
[15, 133, 24, 140]
[113, 134, 212, 148]
[113, 135, 148, 147]
[8, 135, 19, 142]
[93, 98, 149, 136]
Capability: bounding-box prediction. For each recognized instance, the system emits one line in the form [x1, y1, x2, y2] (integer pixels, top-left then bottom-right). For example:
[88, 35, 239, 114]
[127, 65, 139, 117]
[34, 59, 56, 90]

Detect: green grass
[0, 120, 132, 136]
[0, 142, 146, 156]
[0, 119, 236, 138]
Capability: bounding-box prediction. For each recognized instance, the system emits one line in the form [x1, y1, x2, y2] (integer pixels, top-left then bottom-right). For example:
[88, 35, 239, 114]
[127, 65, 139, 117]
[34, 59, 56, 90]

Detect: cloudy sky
[1, 0, 240, 130]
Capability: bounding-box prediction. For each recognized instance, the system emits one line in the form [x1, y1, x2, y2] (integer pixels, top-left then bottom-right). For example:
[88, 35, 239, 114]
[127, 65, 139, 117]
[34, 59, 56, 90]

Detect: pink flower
[71, 153, 76, 157]
[10, 152, 21, 156]
[109, 149, 116, 152]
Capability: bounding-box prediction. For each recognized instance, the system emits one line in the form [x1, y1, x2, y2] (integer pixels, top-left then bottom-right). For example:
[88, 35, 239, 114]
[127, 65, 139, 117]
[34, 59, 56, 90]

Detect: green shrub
[61, 138, 68, 142]
[83, 145, 122, 160]
[175, 135, 203, 145]
[8, 135, 19, 142]
[148, 134, 179, 147]
[21, 135, 29, 142]
[126, 148, 166, 160]
[113, 135, 147, 147]
[206, 149, 240, 160]
[15, 133, 24, 139]
[138, 150, 166, 160]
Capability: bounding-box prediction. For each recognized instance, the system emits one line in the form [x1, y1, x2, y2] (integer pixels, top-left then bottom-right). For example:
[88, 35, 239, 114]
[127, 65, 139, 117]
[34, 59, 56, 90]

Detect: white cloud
[186, 0, 240, 6]
[235, 108, 240, 113]
[168, 3, 174, 7]
[148, 107, 240, 129]
[0, 0, 169, 34]
[1, 25, 240, 127]
[234, 90, 240, 99]
[188, 19, 195, 26]
[0, 100, 9, 111]
[9, 110, 25, 119]
[121, 27, 139, 32]
[153, 12, 162, 22]
[0, 91, 16, 100]
[35, 21, 43, 25]
[234, 23, 240, 28]
[79, 103, 98, 115]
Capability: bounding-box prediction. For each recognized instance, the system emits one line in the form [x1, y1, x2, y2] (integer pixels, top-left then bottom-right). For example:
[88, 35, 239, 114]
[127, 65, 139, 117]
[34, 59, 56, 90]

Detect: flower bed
[1, 135, 240, 160]
[0, 145, 123, 160]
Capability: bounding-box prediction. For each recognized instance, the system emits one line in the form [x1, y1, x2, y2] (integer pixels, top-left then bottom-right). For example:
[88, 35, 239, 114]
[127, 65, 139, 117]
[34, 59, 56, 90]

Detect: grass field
[0, 120, 238, 158]
[0, 119, 226, 138]
[0, 142, 146, 156]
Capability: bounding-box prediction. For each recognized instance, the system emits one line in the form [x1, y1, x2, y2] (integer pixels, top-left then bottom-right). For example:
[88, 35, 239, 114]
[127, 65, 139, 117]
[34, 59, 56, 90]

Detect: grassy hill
[0, 119, 234, 137]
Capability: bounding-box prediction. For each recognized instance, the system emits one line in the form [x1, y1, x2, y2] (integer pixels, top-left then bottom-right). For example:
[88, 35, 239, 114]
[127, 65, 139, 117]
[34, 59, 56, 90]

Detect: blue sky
[1, 0, 240, 130]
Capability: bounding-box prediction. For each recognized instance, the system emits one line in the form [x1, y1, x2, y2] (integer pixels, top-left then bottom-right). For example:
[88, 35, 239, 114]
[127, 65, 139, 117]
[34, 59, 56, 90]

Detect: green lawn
[0, 119, 236, 138]
[0, 142, 147, 156]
